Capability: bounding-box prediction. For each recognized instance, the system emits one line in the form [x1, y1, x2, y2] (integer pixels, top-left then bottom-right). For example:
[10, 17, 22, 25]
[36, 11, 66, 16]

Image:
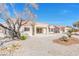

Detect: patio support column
[32, 24, 36, 36]
[46, 26, 49, 35]
[34, 25, 36, 36]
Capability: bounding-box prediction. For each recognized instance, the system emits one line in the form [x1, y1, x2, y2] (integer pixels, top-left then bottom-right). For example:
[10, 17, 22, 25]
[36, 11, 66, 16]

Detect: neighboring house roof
[57, 26, 65, 30]
[49, 25, 65, 29]
[65, 26, 72, 30]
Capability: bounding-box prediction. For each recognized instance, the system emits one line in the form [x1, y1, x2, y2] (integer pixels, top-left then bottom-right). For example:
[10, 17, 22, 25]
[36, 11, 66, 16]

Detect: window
[49, 28, 54, 32]
[50, 29, 53, 32]
[36, 28, 43, 33]
[24, 27, 30, 31]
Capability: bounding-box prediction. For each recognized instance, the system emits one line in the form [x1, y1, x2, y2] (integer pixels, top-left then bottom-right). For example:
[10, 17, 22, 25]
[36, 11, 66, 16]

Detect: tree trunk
[8, 30, 21, 40]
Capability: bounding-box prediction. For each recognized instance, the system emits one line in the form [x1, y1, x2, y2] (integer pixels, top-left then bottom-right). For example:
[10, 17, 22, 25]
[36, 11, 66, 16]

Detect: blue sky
[1, 3, 79, 26]
[36, 3, 79, 26]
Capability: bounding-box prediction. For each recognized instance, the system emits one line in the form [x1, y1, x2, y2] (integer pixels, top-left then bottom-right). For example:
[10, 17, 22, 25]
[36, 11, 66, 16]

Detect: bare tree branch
[0, 3, 38, 40]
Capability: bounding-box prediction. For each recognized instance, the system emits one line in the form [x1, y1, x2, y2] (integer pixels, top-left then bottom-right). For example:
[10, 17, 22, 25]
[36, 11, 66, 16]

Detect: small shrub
[60, 36, 68, 42]
[66, 30, 73, 38]
[20, 35, 27, 40]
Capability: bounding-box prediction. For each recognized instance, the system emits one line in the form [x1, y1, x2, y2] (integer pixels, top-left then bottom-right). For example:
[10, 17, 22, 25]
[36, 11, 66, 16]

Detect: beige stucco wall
[64, 27, 71, 33]
[34, 25, 48, 36]
[48, 25, 55, 34]
[19, 21, 66, 36]
[20, 25, 33, 36]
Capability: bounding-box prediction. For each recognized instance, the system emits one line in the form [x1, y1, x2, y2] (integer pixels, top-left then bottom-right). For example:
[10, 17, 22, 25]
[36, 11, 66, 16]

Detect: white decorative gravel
[11, 33, 79, 56]
[1, 33, 79, 56]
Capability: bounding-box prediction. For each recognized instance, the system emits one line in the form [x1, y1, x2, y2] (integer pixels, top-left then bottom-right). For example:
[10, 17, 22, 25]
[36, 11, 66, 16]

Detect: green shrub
[20, 35, 27, 40]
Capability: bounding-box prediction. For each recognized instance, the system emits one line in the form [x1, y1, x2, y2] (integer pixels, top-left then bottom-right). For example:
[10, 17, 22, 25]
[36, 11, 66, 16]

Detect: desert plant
[60, 36, 68, 42]
[67, 29, 73, 38]
[20, 35, 27, 40]
[59, 29, 73, 42]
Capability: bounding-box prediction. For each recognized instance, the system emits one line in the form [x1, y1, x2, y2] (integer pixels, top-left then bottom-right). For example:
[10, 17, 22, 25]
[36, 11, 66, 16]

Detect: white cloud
[60, 10, 71, 14]
[63, 10, 68, 13]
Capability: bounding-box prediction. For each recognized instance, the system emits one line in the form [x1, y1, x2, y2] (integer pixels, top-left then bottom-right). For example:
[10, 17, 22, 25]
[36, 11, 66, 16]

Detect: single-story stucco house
[19, 20, 66, 36]
[0, 20, 70, 36]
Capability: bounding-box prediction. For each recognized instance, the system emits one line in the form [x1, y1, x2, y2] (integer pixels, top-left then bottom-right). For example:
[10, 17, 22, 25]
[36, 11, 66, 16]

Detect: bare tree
[0, 3, 38, 40]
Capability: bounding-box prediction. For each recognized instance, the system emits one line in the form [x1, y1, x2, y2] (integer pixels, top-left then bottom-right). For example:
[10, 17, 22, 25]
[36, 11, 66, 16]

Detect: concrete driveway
[8, 33, 79, 56]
